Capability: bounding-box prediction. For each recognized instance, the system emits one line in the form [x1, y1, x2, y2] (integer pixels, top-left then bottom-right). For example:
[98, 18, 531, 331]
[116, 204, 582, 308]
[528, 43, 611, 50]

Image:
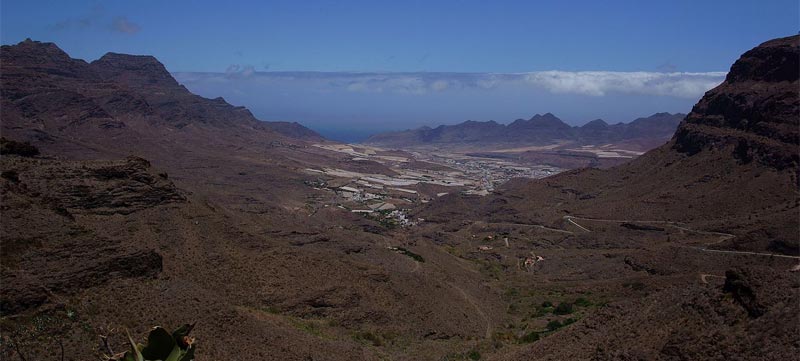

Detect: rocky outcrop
[2, 155, 184, 215]
[1, 247, 162, 314]
[0, 155, 172, 314]
[673, 35, 799, 170]
[723, 269, 766, 318]
[0, 137, 39, 157]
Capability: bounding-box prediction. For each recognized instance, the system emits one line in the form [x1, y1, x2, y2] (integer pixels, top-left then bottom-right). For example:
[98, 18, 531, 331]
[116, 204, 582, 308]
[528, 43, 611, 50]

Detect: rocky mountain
[1, 35, 797, 361]
[1, 39, 323, 143]
[365, 112, 685, 148]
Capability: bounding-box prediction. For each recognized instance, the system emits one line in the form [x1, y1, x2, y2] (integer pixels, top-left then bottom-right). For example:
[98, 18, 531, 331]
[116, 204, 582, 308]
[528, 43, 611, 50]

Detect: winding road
[563, 216, 800, 260]
[564, 216, 592, 232]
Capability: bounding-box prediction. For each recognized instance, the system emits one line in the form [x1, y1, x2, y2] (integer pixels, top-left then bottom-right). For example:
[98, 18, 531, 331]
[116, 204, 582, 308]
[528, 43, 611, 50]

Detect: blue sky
[2, 0, 797, 141]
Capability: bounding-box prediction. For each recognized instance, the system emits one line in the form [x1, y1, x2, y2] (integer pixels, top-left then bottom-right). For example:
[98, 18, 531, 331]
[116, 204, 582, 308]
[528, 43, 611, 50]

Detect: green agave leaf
[122, 351, 136, 361]
[141, 327, 176, 360]
[180, 345, 196, 361]
[126, 332, 144, 361]
[171, 323, 195, 348]
[164, 345, 185, 361]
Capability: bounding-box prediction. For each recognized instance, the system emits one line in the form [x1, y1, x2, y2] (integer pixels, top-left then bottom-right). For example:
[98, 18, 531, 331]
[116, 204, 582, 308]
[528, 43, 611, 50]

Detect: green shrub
[467, 350, 481, 360]
[534, 306, 552, 317]
[353, 331, 383, 346]
[519, 331, 540, 343]
[546, 320, 562, 331]
[540, 301, 553, 308]
[391, 247, 425, 262]
[574, 297, 592, 307]
[553, 302, 574, 315]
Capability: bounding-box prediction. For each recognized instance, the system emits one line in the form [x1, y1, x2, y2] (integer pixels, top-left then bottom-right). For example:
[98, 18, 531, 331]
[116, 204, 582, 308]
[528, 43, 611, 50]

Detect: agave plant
[106, 324, 196, 361]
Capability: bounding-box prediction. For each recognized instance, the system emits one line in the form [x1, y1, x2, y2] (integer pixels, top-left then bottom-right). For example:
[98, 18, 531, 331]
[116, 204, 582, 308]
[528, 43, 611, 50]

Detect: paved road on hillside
[563, 216, 800, 260]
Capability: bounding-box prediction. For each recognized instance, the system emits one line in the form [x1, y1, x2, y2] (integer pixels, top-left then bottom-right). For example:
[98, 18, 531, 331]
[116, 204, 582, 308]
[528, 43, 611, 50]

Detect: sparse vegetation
[574, 297, 592, 307]
[393, 247, 425, 262]
[289, 318, 324, 337]
[352, 330, 399, 347]
[553, 302, 574, 315]
[352, 330, 383, 346]
[534, 305, 553, 317]
[546, 320, 563, 331]
[519, 331, 540, 343]
[442, 348, 486, 361]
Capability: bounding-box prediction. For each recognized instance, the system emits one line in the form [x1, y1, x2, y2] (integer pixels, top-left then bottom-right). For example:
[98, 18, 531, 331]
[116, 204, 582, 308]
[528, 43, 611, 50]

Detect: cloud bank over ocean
[177, 70, 725, 98]
[174, 70, 725, 141]
[522, 71, 726, 97]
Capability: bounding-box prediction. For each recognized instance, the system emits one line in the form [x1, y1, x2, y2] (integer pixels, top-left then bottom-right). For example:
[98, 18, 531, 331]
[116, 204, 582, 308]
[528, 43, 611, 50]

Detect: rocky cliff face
[673, 35, 799, 170]
[0, 154, 179, 314]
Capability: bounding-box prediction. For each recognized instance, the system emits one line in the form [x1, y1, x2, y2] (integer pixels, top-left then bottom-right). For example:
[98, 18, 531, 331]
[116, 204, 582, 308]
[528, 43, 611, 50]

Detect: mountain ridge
[1, 38, 324, 141]
[364, 112, 685, 148]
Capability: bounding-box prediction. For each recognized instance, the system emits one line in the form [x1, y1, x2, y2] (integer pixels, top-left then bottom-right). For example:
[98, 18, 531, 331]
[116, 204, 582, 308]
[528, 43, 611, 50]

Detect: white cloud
[523, 71, 726, 98]
[224, 64, 256, 79]
[430, 80, 449, 91]
[174, 70, 726, 98]
[111, 17, 141, 34]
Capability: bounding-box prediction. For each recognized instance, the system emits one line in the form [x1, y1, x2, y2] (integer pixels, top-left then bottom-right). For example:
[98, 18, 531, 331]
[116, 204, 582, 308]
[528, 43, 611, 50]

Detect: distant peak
[0, 39, 88, 76]
[19, 38, 53, 46]
[584, 119, 609, 127]
[6, 38, 71, 59]
[94, 52, 164, 68]
[527, 113, 568, 127]
[529, 112, 561, 121]
[90, 51, 178, 88]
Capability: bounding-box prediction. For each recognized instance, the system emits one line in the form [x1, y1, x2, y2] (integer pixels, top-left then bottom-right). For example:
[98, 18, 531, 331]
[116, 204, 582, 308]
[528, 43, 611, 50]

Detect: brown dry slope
[0, 40, 509, 360]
